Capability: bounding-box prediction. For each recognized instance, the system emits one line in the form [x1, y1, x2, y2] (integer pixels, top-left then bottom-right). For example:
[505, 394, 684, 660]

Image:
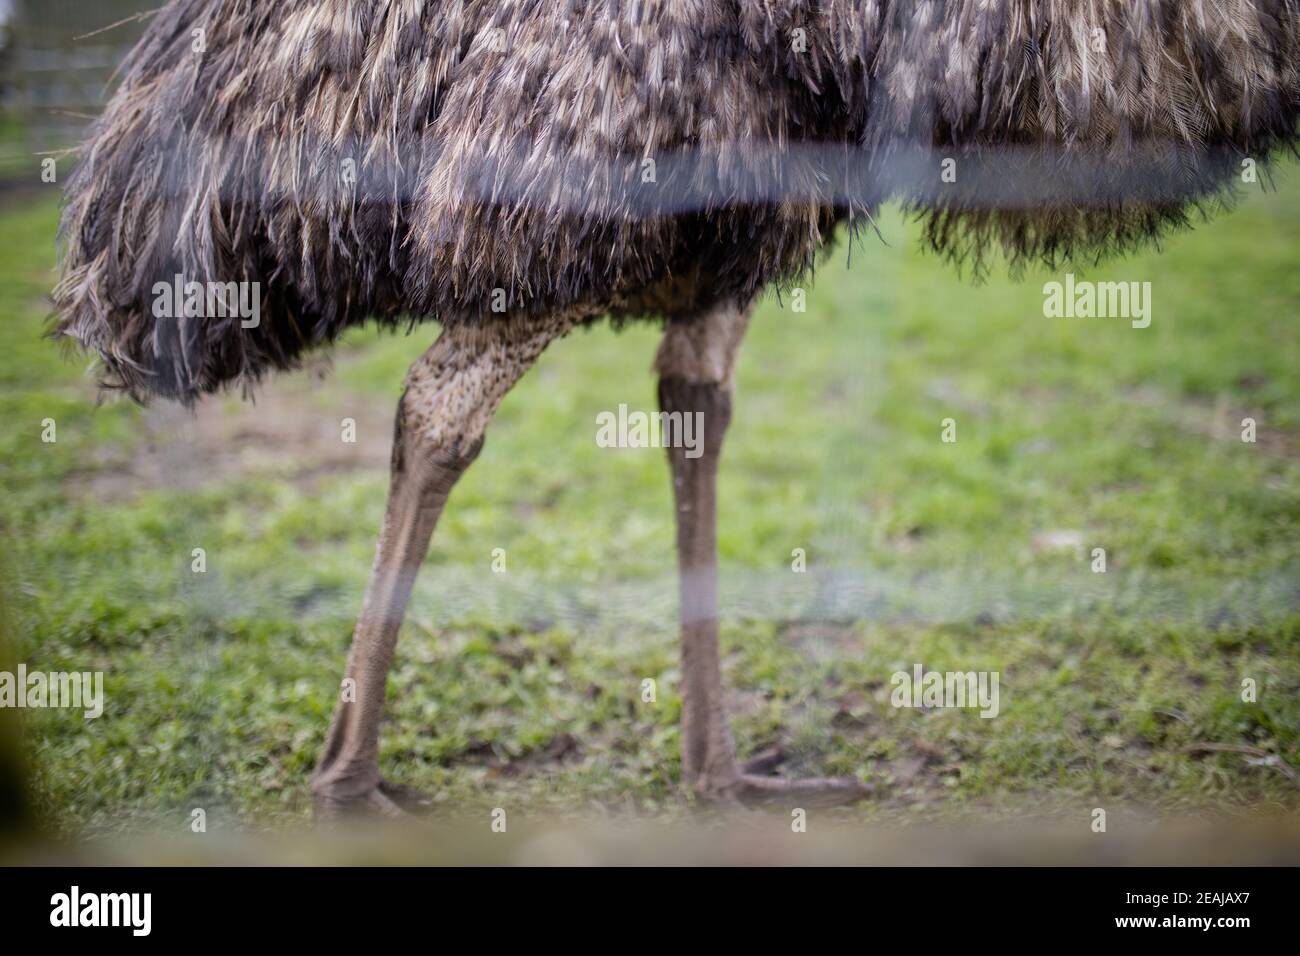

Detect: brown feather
[51, 0, 1300, 402]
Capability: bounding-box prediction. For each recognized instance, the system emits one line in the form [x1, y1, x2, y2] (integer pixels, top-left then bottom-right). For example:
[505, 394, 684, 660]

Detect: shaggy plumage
[52, 0, 1300, 402]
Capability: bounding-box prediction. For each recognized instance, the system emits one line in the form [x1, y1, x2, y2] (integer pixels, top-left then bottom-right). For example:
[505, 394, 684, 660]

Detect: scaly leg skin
[311, 314, 580, 820]
[657, 300, 869, 809]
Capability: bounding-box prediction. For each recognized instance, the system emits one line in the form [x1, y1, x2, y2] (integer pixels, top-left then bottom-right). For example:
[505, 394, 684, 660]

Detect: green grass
[2, 173, 1298, 837]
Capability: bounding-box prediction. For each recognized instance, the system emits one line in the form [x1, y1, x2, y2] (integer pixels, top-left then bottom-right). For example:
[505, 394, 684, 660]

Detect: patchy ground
[61, 352, 394, 502]
[2, 172, 1298, 839]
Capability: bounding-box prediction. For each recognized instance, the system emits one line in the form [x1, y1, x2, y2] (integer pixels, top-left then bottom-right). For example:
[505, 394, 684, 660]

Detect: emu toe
[313, 780, 435, 822]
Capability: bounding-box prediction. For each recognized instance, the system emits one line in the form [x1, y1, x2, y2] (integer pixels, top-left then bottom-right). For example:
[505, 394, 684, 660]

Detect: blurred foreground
[5, 813, 1300, 866]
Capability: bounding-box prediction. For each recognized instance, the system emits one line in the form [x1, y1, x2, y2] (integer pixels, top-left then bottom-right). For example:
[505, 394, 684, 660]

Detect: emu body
[50, 0, 1300, 813]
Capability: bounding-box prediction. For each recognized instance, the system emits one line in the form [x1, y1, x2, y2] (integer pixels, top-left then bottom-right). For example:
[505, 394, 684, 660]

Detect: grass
[1, 172, 1298, 838]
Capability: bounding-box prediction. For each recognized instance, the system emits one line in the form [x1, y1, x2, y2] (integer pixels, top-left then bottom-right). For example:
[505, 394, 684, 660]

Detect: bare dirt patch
[1126, 384, 1299, 458]
[64, 356, 395, 503]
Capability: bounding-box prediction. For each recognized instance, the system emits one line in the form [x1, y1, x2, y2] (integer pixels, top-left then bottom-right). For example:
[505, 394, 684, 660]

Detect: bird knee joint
[392, 393, 485, 485]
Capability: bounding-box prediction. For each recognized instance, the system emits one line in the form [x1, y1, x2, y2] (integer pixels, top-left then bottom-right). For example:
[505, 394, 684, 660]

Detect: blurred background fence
[0, 0, 153, 183]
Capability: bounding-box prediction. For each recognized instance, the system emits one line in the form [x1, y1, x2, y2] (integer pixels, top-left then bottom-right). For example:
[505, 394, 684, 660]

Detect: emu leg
[658, 301, 868, 807]
[312, 315, 578, 818]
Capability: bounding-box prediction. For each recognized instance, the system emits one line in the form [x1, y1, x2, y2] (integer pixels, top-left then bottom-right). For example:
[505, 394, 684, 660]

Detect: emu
[52, 1, 1299, 816]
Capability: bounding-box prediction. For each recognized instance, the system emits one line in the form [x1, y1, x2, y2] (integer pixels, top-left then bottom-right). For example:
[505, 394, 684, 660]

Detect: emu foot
[313, 779, 434, 821]
[733, 773, 871, 807]
[689, 748, 872, 809]
[738, 749, 871, 806]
